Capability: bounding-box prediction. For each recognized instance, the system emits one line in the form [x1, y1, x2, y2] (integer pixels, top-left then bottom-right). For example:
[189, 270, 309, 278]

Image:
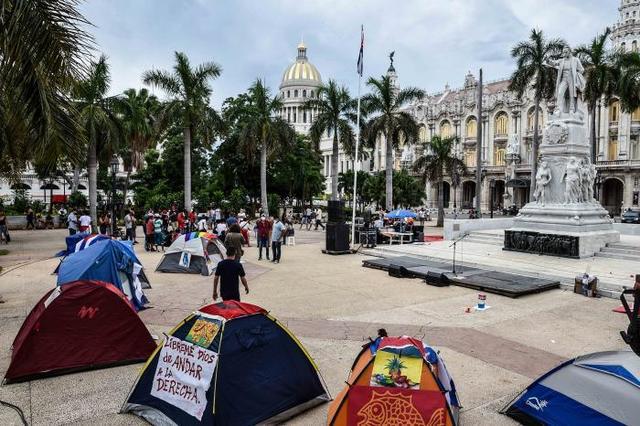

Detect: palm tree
[616, 51, 640, 113]
[116, 88, 162, 200]
[363, 75, 425, 210]
[235, 79, 295, 216]
[0, 0, 91, 179]
[303, 80, 356, 200]
[413, 135, 466, 227]
[73, 55, 123, 222]
[575, 28, 618, 163]
[509, 29, 565, 201]
[143, 52, 223, 211]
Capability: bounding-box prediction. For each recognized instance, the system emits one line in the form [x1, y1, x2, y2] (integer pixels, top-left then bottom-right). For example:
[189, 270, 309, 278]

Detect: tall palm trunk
[385, 129, 393, 210]
[88, 140, 97, 225]
[72, 167, 80, 192]
[331, 128, 339, 200]
[183, 126, 192, 211]
[260, 126, 268, 216]
[530, 97, 540, 202]
[437, 178, 445, 227]
[589, 101, 597, 163]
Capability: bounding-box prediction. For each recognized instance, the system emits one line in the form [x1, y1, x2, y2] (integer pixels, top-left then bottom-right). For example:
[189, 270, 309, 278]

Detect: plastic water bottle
[477, 293, 486, 310]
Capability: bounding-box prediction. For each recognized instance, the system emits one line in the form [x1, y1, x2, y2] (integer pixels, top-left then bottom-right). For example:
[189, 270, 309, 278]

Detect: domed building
[279, 42, 322, 135]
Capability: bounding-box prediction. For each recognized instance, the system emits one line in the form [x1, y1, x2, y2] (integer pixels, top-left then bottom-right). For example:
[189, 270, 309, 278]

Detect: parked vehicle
[621, 210, 640, 224]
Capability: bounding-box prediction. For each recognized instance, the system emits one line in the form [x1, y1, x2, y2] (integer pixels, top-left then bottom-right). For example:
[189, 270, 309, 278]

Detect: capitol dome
[280, 42, 322, 88]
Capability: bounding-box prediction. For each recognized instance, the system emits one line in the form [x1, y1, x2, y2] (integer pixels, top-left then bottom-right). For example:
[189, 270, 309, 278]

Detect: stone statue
[588, 163, 597, 201]
[534, 160, 552, 205]
[564, 157, 582, 204]
[546, 47, 585, 114]
[389, 51, 395, 68]
[506, 134, 520, 156]
[579, 159, 592, 203]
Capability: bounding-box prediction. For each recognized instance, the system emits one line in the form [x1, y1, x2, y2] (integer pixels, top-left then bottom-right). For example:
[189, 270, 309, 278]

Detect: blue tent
[503, 350, 640, 425]
[385, 209, 417, 219]
[57, 239, 149, 310]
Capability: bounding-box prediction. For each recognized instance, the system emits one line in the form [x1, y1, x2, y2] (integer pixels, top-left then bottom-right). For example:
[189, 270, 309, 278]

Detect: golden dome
[280, 42, 322, 87]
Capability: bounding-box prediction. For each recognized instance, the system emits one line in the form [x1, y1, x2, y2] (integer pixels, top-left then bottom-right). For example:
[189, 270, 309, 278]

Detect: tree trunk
[331, 129, 339, 200]
[183, 126, 192, 211]
[260, 129, 268, 216]
[88, 140, 97, 226]
[589, 101, 597, 164]
[385, 130, 393, 210]
[530, 97, 540, 202]
[437, 179, 445, 227]
[72, 167, 80, 192]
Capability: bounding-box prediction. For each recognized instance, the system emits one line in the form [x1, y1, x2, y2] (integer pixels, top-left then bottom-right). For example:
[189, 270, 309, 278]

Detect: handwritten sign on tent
[151, 335, 218, 420]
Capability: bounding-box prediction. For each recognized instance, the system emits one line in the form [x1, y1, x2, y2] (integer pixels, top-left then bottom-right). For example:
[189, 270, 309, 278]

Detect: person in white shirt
[78, 212, 92, 233]
[215, 220, 227, 239]
[215, 208, 222, 221]
[197, 215, 207, 231]
[124, 211, 134, 240]
[314, 208, 325, 230]
[67, 210, 78, 235]
[239, 218, 251, 247]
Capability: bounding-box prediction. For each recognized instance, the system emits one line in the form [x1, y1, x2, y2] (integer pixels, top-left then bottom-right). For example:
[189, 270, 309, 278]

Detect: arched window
[310, 91, 314, 98]
[303, 110, 307, 123]
[495, 112, 508, 136]
[494, 148, 506, 166]
[632, 106, 640, 121]
[633, 40, 638, 52]
[466, 117, 477, 138]
[610, 100, 620, 122]
[464, 150, 476, 167]
[527, 107, 543, 132]
[287, 90, 290, 98]
[419, 126, 428, 143]
[622, 42, 627, 52]
[302, 89, 307, 98]
[294, 89, 298, 97]
[440, 120, 452, 138]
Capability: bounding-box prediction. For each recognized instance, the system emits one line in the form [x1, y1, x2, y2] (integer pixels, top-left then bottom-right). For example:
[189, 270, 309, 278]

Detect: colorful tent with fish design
[327, 336, 459, 425]
[122, 301, 330, 425]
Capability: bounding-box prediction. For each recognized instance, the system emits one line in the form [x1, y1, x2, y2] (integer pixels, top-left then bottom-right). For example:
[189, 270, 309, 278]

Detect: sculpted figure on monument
[578, 159, 594, 203]
[533, 160, 552, 205]
[564, 157, 581, 204]
[506, 134, 520, 156]
[546, 47, 585, 114]
[588, 163, 597, 201]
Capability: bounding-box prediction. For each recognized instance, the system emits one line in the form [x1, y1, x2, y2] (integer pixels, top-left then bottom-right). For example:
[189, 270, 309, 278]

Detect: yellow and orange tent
[327, 336, 460, 425]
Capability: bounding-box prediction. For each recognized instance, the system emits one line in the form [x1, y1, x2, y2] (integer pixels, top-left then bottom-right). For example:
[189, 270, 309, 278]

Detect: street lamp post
[110, 155, 119, 237]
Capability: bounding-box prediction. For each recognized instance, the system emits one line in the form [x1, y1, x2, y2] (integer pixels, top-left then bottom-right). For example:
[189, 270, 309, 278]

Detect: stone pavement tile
[67, 413, 145, 425]
[461, 394, 519, 426]
[29, 364, 139, 425]
[0, 382, 31, 426]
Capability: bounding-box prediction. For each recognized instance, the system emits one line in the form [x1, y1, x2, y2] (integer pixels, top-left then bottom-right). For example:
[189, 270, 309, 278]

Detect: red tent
[4, 280, 156, 383]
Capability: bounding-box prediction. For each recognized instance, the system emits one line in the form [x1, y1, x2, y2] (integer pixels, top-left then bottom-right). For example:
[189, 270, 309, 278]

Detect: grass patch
[0, 249, 9, 256]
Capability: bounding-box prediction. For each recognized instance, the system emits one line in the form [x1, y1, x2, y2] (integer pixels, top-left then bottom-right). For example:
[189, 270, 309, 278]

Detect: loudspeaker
[327, 200, 345, 223]
[424, 271, 450, 287]
[388, 264, 409, 278]
[325, 222, 349, 252]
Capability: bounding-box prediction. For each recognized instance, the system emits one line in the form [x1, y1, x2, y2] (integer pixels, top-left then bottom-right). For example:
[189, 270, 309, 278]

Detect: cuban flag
[357, 25, 364, 76]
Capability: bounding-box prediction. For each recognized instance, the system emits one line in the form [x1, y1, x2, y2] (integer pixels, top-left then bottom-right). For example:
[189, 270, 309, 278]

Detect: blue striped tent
[503, 350, 640, 425]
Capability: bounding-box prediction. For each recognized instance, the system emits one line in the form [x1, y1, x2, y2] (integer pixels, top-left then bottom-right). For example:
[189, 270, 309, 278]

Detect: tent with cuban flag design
[122, 300, 329, 425]
[327, 335, 460, 425]
[502, 350, 640, 425]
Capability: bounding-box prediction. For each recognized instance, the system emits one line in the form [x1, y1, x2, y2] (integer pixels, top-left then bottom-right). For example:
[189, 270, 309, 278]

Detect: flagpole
[351, 72, 362, 248]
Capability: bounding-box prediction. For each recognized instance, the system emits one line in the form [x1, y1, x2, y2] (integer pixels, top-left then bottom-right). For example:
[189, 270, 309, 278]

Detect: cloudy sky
[80, 0, 618, 107]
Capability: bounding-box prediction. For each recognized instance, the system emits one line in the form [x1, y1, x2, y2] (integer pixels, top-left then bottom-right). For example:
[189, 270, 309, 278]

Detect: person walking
[130, 210, 138, 244]
[213, 247, 249, 302]
[224, 224, 244, 261]
[153, 214, 164, 252]
[67, 209, 78, 235]
[239, 217, 251, 247]
[99, 213, 109, 235]
[0, 209, 8, 243]
[256, 215, 271, 260]
[215, 219, 227, 241]
[145, 215, 155, 252]
[270, 216, 285, 263]
[124, 210, 133, 241]
[314, 207, 325, 231]
[25, 208, 35, 230]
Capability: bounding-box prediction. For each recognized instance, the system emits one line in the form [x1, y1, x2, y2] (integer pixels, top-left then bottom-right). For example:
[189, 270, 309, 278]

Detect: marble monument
[504, 47, 620, 258]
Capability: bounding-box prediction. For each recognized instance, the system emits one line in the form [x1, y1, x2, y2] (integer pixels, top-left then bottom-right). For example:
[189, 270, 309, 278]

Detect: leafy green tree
[363, 171, 385, 209]
[232, 79, 295, 216]
[393, 169, 425, 209]
[509, 29, 565, 200]
[413, 135, 466, 227]
[304, 80, 356, 199]
[0, 0, 90, 180]
[143, 52, 223, 211]
[73, 55, 123, 222]
[338, 170, 369, 209]
[616, 51, 640, 114]
[575, 28, 618, 163]
[363, 75, 425, 210]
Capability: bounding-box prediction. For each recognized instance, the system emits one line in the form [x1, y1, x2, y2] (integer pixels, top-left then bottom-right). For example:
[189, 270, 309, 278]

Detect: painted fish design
[357, 389, 446, 426]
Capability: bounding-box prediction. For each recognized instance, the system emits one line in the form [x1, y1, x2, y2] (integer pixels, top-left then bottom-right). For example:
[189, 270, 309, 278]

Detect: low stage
[362, 255, 560, 298]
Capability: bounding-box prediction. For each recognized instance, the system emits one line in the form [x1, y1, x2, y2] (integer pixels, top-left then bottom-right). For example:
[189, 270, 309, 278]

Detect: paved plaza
[0, 229, 632, 425]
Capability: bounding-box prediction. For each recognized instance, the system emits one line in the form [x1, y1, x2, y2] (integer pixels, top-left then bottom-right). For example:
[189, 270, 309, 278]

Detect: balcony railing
[596, 159, 640, 168]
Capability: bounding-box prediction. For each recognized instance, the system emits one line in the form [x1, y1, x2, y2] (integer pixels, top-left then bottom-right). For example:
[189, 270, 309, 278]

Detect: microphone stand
[449, 232, 469, 276]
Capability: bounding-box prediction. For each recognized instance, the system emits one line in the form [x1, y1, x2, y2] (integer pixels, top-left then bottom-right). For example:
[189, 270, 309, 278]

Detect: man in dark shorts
[213, 247, 249, 301]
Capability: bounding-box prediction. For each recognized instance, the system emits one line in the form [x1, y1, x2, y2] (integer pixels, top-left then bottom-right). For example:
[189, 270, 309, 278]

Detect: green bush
[69, 191, 87, 209]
